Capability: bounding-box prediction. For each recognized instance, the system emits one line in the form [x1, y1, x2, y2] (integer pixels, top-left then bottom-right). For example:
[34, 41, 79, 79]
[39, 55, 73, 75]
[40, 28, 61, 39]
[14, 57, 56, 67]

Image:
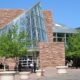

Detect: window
[57, 33, 64, 37]
[53, 33, 65, 42]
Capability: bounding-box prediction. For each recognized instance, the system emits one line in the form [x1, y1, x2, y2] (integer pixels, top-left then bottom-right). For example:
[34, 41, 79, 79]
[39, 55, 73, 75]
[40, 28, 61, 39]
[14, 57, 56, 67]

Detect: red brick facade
[0, 9, 23, 29]
[39, 42, 65, 68]
[43, 11, 53, 42]
[38, 11, 65, 68]
[0, 58, 16, 70]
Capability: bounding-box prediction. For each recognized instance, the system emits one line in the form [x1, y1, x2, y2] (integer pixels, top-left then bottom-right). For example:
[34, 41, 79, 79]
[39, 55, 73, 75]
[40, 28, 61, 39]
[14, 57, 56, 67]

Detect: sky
[0, 0, 80, 28]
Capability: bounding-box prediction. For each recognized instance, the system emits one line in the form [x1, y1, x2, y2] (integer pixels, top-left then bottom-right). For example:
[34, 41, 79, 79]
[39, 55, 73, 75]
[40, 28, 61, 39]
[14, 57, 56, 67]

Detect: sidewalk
[38, 67, 80, 80]
[15, 67, 80, 80]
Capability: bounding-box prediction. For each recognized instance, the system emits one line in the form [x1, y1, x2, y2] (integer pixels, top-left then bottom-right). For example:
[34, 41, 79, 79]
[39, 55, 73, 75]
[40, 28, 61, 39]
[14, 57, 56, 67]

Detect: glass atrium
[0, 3, 47, 68]
[0, 3, 47, 49]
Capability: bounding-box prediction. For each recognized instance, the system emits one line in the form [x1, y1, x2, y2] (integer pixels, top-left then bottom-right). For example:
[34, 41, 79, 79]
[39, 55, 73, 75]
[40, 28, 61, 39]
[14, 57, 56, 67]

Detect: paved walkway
[38, 68, 80, 80]
[15, 67, 80, 80]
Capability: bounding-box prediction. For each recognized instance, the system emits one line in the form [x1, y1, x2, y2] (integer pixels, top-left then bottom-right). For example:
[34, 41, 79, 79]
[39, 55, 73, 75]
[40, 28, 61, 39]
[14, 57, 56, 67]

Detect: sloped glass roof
[0, 3, 48, 49]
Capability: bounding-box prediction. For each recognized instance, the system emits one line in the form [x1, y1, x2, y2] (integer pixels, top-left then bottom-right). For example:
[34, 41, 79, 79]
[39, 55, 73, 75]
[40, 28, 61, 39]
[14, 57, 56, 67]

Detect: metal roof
[53, 23, 77, 33]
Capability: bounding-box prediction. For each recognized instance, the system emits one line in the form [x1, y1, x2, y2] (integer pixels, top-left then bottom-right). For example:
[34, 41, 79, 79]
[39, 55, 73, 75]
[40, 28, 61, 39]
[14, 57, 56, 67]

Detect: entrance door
[19, 52, 39, 68]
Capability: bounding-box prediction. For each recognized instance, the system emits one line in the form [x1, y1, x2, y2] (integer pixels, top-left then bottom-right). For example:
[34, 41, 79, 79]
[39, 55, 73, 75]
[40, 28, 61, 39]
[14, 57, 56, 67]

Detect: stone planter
[36, 69, 45, 77]
[56, 66, 68, 73]
[0, 71, 16, 80]
[19, 72, 30, 80]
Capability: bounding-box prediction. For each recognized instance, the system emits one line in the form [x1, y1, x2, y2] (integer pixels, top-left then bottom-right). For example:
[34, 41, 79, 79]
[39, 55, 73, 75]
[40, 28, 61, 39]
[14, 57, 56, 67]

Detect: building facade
[0, 3, 65, 70]
[53, 23, 77, 44]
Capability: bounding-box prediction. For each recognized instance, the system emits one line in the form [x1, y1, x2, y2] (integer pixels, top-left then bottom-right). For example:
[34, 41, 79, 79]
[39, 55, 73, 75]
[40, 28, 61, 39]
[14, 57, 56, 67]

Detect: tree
[65, 32, 80, 67]
[0, 24, 30, 71]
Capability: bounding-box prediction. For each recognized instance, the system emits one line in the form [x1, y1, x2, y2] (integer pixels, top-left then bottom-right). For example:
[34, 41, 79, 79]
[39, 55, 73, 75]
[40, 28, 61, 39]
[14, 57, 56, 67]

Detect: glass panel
[53, 38, 56, 42]
[19, 52, 39, 67]
[53, 33, 56, 37]
[57, 38, 64, 42]
[0, 3, 48, 49]
[57, 33, 64, 37]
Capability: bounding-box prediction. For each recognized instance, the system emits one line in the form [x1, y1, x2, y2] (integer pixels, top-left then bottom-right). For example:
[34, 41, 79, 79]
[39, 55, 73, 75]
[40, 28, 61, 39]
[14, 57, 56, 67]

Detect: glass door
[19, 52, 39, 68]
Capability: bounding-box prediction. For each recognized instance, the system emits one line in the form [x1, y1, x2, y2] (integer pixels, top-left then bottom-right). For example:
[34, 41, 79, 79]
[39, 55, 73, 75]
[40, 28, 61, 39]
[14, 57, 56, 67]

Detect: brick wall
[39, 42, 65, 68]
[38, 11, 65, 68]
[0, 9, 23, 29]
[5, 58, 16, 70]
[0, 58, 16, 70]
[43, 11, 53, 42]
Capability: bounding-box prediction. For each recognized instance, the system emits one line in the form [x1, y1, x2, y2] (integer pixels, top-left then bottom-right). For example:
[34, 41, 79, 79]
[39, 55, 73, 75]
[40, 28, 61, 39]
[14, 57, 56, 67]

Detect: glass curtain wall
[0, 3, 47, 49]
